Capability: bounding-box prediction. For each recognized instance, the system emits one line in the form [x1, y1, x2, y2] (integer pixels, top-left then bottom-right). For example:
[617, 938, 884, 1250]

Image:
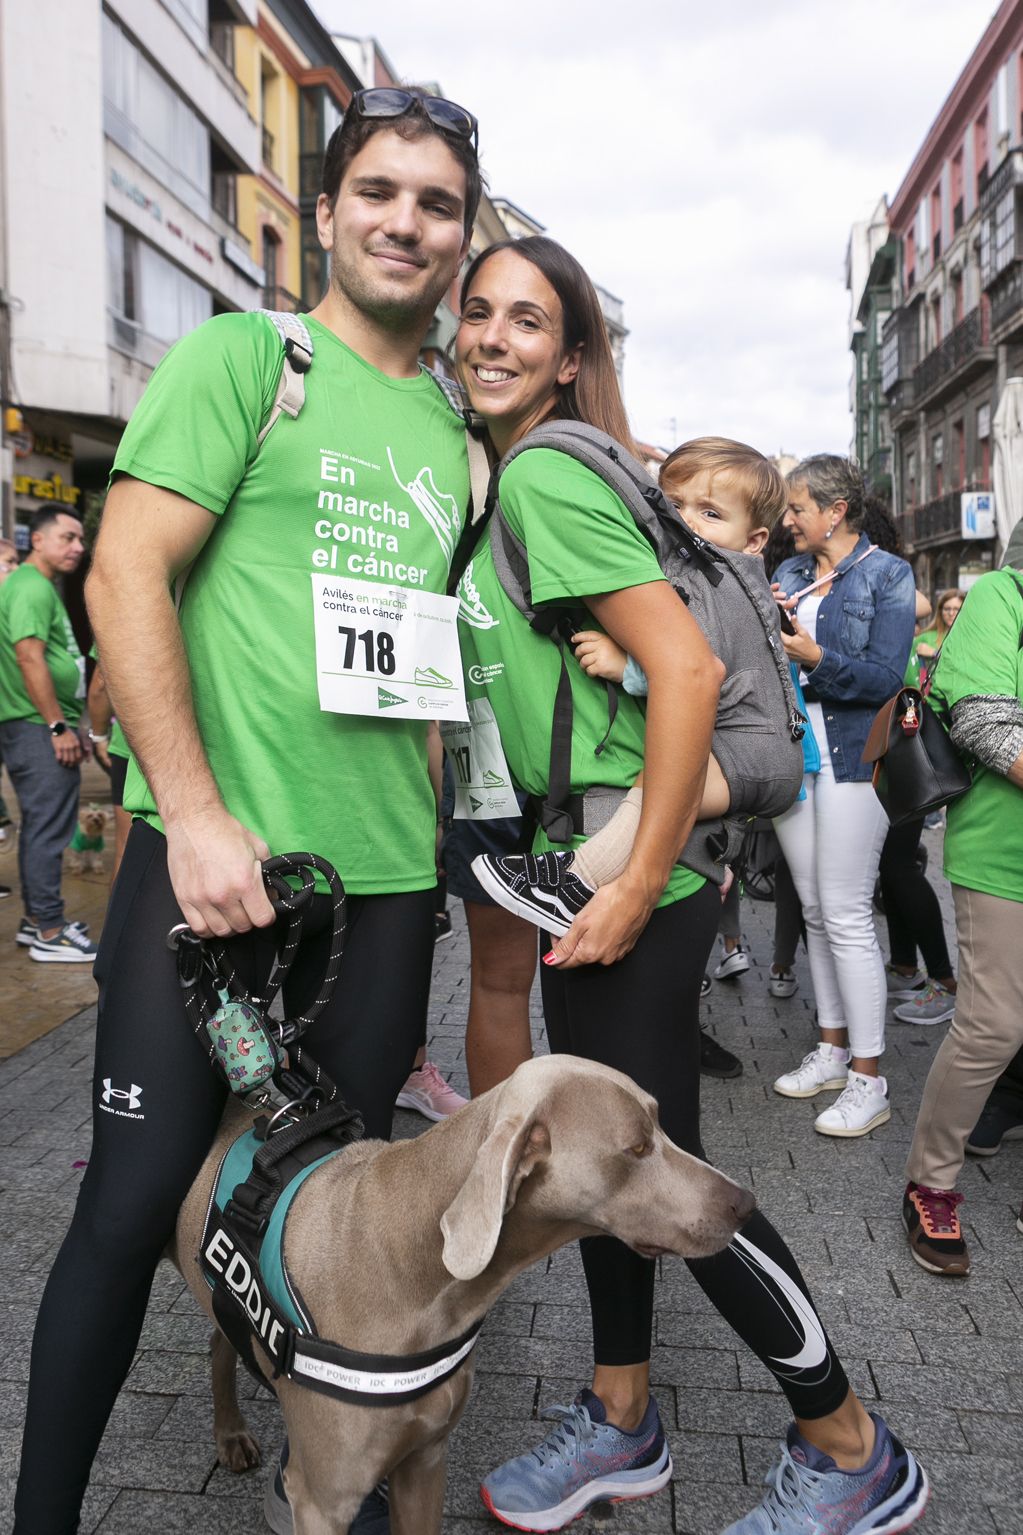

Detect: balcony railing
[908, 483, 992, 547]
[261, 284, 305, 313]
[979, 148, 1023, 216]
[990, 260, 1023, 338]
[912, 303, 991, 404]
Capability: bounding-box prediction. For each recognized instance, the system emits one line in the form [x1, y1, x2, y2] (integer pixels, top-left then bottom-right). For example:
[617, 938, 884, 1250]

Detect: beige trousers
[906, 883, 1023, 1190]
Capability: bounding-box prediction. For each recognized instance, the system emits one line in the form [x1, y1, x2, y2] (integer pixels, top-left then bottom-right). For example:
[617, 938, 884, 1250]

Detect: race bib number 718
[311, 574, 468, 722]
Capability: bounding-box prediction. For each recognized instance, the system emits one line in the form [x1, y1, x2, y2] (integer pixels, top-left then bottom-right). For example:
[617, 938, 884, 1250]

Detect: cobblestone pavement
[2, 834, 1022, 1534]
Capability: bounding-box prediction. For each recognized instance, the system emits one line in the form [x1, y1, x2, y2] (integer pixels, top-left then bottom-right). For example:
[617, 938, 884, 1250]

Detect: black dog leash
[169, 852, 347, 1121]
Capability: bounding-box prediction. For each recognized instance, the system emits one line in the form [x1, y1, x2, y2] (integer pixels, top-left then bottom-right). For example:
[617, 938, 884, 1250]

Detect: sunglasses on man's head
[348, 88, 478, 153]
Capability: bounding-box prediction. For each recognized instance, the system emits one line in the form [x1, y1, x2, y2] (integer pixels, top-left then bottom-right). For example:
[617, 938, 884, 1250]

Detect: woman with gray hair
[771, 456, 916, 1136]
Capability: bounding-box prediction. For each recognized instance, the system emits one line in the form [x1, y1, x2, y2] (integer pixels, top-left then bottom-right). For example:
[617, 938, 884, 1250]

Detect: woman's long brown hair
[459, 236, 638, 453]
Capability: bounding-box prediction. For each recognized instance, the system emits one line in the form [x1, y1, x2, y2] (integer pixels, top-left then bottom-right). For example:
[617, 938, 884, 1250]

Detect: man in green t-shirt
[14, 90, 481, 1535]
[0, 506, 98, 961]
[903, 562, 1023, 1278]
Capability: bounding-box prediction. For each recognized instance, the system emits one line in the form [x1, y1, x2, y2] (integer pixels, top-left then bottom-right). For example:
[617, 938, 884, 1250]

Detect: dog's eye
[627, 1141, 653, 1159]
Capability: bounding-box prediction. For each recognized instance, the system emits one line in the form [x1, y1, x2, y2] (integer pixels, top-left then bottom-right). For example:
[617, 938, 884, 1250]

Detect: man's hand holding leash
[165, 806, 274, 938]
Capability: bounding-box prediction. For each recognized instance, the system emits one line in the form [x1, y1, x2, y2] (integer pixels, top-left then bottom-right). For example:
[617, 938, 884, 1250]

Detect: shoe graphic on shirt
[387, 449, 459, 562]
[457, 560, 499, 630]
[482, 768, 507, 787]
[414, 665, 454, 689]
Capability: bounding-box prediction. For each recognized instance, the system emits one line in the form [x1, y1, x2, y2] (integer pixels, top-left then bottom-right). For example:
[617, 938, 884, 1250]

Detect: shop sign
[961, 491, 995, 540]
[13, 471, 81, 508]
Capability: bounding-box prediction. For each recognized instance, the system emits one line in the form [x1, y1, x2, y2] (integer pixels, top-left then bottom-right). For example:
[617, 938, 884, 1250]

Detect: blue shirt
[773, 533, 915, 783]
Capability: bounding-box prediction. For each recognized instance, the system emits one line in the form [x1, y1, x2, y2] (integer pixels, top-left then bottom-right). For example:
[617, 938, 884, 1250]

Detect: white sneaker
[814, 1071, 891, 1137]
[768, 967, 798, 999]
[713, 942, 750, 981]
[773, 1044, 849, 1099]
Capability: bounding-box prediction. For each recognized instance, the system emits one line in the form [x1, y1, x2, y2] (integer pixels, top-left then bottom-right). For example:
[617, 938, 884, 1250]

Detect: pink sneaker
[395, 1062, 468, 1121]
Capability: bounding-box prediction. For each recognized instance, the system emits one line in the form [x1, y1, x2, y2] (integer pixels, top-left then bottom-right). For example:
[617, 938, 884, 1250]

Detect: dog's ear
[440, 1115, 551, 1281]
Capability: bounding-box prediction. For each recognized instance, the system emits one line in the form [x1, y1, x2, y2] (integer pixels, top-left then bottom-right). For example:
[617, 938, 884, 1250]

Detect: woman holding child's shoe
[771, 457, 915, 1136]
[453, 237, 928, 1535]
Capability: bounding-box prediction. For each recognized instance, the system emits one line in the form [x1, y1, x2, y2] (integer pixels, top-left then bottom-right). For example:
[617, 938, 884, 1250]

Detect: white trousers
[773, 758, 889, 1058]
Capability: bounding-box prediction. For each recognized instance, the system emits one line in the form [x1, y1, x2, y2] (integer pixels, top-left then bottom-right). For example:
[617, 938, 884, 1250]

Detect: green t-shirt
[904, 627, 938, 688]
[111, 312, 469, 893]
[0, 564, 85, 726]
[456, 449, 704, 907]
[930, 570, 1023, 903]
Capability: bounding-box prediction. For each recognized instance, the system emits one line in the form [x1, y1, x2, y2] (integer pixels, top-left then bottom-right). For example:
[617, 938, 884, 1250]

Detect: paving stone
[90, 1437, 217, 1493]
[94, 1490, 266, 1532]
[871, 1361, 1023, 1412]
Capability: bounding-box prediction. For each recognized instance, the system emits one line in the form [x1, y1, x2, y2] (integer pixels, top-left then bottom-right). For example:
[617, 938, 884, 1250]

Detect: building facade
[846, 197, 895, 497]
[0, 0, 267, 554]
[879, 0, 1023, 593]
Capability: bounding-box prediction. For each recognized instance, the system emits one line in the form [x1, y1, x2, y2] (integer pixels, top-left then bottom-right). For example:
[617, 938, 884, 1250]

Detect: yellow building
[234, 1, 356, 311]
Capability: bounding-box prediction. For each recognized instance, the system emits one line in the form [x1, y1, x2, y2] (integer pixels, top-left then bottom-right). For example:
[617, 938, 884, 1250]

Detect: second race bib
[442, 698, 519, 819]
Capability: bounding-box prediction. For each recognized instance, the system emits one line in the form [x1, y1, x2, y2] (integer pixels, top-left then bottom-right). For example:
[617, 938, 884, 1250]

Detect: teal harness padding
[200, 1119, 485, 1406]
[209, 1129, 341, 1328]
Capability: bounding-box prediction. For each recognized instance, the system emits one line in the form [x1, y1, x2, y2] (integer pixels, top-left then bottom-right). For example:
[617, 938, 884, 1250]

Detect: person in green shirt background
[0, 507, 97, 961]
[903, 586, 965, 690]
[903, 545, 1023, 1278]
[0, 535, 20, 895]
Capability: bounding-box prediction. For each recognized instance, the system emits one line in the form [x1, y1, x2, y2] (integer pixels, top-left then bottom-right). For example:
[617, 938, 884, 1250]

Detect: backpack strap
[257, 312, 314, 447]
[423, 367, 493, 527]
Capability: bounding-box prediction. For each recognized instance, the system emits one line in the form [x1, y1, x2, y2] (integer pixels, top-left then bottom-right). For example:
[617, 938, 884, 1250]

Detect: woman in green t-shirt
[904, 587, 965, 689]
[453, 238, 926, 1535]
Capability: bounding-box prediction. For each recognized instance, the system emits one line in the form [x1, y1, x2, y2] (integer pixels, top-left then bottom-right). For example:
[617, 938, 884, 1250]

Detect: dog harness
[199, 1103, 484, 1406]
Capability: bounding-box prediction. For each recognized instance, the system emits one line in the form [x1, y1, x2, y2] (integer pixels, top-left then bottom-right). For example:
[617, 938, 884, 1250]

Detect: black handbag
[861, 686, 972, 826]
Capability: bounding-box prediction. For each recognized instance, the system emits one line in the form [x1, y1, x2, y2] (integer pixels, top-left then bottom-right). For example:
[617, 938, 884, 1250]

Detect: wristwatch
[87, 730, 110, 744]
[48, 720, 68, 737]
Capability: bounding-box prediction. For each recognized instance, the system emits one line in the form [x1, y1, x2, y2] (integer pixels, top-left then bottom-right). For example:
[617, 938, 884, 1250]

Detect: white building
[0, 0, 264, 545]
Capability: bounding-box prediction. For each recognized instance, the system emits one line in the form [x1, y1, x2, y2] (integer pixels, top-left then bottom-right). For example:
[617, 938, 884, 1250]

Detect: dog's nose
[732, 1187, 756, 1225]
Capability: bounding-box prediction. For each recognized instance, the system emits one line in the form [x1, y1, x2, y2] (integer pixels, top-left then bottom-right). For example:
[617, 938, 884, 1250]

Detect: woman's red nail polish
[543, 951, 560, 965]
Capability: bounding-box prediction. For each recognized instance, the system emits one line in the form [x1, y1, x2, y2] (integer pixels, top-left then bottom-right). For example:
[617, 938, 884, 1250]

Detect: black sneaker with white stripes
[471, 850, 595, 937]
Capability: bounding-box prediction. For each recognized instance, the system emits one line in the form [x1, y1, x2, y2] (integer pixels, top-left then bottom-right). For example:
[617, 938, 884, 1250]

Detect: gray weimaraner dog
[172, 1053, 755, 1534]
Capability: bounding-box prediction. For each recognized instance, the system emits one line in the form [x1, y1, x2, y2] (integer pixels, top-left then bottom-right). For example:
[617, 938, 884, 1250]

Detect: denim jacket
[773, 533, 916, 783]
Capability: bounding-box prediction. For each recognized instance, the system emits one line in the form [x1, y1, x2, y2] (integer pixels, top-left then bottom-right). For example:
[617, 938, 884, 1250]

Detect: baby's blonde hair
[661, 437, 788, 533]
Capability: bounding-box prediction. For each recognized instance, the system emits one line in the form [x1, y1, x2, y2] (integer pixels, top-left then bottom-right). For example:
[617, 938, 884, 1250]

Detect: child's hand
[572, 630, 627, 683]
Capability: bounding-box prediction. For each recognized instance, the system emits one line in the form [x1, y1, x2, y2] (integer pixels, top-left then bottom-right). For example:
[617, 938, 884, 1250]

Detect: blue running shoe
[263, 1439, 390, 1533]
[721, 1414, 928, 1534]
[480, 1388, 671, 1532]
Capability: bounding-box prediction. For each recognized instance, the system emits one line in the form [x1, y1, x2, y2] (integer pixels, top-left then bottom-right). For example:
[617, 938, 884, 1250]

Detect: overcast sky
[313, 0, 996, 457]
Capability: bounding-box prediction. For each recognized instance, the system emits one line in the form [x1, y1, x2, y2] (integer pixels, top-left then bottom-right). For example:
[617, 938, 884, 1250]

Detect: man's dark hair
[322, 89, 482, 234]
[30, 505, 82, 540]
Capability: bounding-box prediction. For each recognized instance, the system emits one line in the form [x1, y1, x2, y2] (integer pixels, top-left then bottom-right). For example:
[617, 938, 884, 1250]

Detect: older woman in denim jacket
[771, 456, 915, 1137]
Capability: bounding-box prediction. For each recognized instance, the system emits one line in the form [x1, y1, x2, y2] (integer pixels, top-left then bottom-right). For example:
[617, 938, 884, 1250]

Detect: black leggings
[879, 817, 953, 980]
[542, 883, 849, 1421]
[14, 821, 436, 1535]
